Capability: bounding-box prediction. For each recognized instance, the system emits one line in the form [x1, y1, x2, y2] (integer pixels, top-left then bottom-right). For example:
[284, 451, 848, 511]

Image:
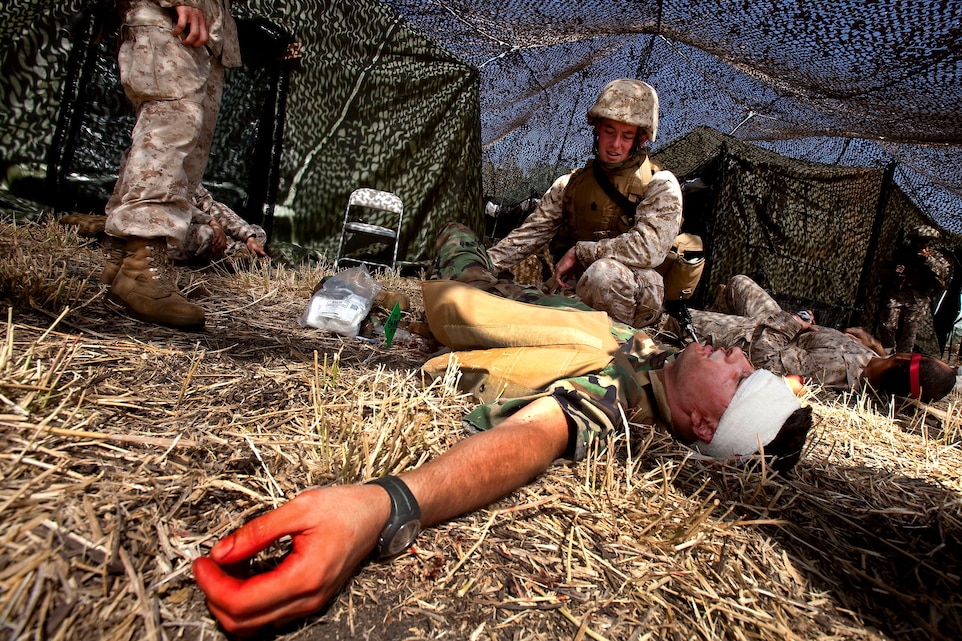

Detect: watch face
[385, 520, 421, 557]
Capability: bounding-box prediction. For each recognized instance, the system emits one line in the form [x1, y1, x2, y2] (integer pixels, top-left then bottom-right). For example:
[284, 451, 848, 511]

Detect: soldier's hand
[209, 220, 227, 256]
[553, 247, 578, 289]
[172, 6, 210, 48]
[192, 484, 385, 637]
[247, 237, 270, 260]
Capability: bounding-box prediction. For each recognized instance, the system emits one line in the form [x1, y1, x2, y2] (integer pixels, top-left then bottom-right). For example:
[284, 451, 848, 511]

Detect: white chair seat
[335, 188, 404, 270]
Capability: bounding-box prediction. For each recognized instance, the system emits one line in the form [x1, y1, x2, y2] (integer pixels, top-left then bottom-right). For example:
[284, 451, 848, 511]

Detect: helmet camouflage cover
[908, 224, 940, 241]
[587, 78, 659, 141]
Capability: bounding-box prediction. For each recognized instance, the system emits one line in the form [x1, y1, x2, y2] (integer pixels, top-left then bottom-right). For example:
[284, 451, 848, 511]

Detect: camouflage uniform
[432, 222, 591, 310]
[431, 221, 679, 461]
[486, 157, 683, 327]
[690, 275, 875, 390]
[877, 236, 952, 354]
[104, 0, 240, 246]
[170, 185, 268, 263]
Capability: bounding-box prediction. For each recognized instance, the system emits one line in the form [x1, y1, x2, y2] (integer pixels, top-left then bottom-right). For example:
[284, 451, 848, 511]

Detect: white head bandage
[694, 369, 801, 461]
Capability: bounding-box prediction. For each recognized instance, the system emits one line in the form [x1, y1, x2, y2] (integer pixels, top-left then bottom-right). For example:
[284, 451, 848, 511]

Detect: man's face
[669, 343, 755, 441]
[596, 119, 642, 163]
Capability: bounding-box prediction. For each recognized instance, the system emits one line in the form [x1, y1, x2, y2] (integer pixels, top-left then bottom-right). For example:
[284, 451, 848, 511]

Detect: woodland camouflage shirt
[463, 324, 679, 461]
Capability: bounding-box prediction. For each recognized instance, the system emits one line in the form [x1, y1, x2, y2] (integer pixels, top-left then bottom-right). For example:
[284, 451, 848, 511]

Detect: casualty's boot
[106, 237, 205, 329]
[99, 235, 125, 285]
[59, 213, 107, 237]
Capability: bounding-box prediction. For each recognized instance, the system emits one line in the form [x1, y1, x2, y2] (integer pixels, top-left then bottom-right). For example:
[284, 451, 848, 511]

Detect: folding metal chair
[334, 188, 404, 271]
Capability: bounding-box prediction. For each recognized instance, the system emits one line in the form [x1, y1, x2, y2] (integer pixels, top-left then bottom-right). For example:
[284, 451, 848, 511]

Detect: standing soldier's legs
[896, 302, 927, 354]
[878, 297, 903, 353]
[104, 98, 202, 242]
[103, 21, 219, 329]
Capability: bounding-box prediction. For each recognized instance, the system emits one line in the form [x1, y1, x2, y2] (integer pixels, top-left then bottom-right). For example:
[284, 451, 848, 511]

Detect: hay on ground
[1, 216, 961, 641]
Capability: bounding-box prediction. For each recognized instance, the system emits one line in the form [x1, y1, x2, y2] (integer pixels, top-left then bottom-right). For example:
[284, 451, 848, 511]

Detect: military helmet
[908, 224, 940, 241]
[587, 78, 659, 141]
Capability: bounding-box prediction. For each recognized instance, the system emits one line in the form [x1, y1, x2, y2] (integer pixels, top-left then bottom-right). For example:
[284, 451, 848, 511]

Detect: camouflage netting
[2, 1, 961, 342]
[650, 127, 945, 335]
[1, 0, 481, 266]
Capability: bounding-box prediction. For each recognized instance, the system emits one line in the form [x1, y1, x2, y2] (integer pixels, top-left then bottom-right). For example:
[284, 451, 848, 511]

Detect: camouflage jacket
[463, 325, 677, 461]
[191, 185, 266, 246]
[691, 309, 875, 390]
[487, 159, 682, 273]
[881, 244, 952, 302]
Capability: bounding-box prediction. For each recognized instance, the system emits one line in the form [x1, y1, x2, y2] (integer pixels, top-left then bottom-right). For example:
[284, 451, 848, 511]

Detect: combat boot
[99, 236, 125, 285]
[59, 213, 107, 237]
[106, 237, 205, 329]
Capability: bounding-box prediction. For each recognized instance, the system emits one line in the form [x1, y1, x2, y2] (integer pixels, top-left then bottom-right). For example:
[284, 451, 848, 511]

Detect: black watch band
[366, 476, 422, 559]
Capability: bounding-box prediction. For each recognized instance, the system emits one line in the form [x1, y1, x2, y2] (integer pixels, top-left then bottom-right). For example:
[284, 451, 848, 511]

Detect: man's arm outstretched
[192, 396, 570, 636]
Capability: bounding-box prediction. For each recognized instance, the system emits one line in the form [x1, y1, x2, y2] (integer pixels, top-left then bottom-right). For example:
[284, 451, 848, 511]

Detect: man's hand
[192, 484, 388, 637]
[172, 6, 210, 48]
[553, 246, 579, 289]
[247, 236, 269, 259]
[209, 220, 227, 256]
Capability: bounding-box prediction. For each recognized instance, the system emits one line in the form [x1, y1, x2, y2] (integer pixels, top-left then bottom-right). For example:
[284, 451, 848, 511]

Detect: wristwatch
[366, 476, 422, 559]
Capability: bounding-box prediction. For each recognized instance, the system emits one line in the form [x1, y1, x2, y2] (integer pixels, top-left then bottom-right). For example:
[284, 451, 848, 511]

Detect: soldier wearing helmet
[877, 224, 952, 354]
[487, 79, 683, 328]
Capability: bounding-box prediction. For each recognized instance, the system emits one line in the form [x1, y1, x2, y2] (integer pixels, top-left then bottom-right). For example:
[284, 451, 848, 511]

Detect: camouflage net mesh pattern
[379, 0, 962, 236]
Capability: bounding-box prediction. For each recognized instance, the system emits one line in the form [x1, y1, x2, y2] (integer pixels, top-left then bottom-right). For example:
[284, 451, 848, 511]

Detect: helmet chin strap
[910, 352, 922, 399]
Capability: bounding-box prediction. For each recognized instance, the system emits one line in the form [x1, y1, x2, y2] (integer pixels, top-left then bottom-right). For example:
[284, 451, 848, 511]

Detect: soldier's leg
[897, 302, 926, 353]
[102, 15, 213, 328]
[433, 222, 496, 280]
[576, 259, 664, 327]
[712, 275, 782, 317]
[877, 299, 901, 353]
[432, 223, 546, 303]
[104, 22, 212, 246]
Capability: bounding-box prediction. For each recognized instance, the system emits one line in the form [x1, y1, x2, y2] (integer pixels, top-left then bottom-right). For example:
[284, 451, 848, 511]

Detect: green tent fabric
[0, 0, 482, 267]
[651, 127, 958, 355]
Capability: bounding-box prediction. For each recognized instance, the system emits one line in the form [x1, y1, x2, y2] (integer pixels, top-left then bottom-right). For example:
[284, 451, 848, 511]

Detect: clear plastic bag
[299, 266, 381, 337]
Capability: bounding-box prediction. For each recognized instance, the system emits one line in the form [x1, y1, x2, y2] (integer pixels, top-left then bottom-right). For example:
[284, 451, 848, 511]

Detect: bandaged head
[694, 369, 802, 461]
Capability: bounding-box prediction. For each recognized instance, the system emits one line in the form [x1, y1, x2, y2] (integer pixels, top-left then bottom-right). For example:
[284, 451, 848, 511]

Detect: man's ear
[690, 411, 718, 443]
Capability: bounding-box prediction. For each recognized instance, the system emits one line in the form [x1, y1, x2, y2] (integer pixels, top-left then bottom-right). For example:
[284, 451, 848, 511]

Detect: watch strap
[366, 476, 421, 558]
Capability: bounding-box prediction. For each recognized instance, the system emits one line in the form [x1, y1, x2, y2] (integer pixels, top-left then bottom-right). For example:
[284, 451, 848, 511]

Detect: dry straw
[0, 217, 960, 640]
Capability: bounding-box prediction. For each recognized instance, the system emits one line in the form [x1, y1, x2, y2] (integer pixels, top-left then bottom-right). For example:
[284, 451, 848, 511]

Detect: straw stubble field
[1, 217, 960, 641]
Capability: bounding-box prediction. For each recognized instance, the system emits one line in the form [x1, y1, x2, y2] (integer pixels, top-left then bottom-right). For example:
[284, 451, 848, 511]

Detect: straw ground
[1, 216, 960, 641]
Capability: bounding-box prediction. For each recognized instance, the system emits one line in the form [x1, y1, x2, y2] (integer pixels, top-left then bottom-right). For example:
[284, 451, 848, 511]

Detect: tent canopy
[380, 0, 962, 236]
